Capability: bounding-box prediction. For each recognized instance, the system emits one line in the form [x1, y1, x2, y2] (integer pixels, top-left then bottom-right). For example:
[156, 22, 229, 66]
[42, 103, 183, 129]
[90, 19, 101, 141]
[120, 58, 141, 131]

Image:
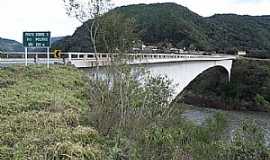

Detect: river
[181, 105, 270, 146]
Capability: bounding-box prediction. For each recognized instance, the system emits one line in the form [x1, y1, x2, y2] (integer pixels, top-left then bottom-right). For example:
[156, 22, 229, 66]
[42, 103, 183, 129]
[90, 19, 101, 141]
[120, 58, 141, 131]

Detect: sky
[0, 0, 269, 43]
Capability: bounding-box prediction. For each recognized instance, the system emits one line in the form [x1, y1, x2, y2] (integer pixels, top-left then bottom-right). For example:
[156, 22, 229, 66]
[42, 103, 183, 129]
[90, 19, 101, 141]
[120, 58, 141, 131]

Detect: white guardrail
[0, 52, 236, 68]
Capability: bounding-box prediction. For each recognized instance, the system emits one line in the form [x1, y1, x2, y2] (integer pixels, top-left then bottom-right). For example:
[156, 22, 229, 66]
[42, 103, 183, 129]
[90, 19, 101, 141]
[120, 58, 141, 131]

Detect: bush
[82, 63, 176, 137]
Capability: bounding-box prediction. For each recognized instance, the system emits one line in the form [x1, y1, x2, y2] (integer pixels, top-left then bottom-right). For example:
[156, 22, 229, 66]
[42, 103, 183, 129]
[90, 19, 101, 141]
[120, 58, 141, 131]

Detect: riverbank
[179, 59, 270, 112]
[1, 65, 269, 159]
[0, 65, 106, 159]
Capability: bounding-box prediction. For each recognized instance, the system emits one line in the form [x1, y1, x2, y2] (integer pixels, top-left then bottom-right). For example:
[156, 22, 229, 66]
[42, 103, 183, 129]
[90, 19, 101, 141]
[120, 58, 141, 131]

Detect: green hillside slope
[206, 14, 270, 52]
[53, 3, 270, 54]
[0, 37, 24, 52]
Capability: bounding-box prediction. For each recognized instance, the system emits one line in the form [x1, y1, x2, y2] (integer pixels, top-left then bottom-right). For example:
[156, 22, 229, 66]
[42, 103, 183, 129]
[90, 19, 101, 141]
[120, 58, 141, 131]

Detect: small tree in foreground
[96, 12, 138, 53]
[63, 0, 112, 54]
[83, 62, 176, 136]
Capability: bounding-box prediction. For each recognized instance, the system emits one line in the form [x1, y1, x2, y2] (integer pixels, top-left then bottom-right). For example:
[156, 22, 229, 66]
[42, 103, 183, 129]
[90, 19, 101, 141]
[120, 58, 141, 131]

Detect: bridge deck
[0, 52, 236, 68]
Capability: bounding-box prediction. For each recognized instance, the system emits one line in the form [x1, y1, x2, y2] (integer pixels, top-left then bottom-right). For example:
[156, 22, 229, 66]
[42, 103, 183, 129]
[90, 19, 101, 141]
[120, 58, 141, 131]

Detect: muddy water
[182, 105, 270, 145]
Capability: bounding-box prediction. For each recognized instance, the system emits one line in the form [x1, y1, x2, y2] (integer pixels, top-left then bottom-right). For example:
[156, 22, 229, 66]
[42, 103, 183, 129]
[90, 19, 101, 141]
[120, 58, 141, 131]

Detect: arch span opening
[173, 66, 230, 104]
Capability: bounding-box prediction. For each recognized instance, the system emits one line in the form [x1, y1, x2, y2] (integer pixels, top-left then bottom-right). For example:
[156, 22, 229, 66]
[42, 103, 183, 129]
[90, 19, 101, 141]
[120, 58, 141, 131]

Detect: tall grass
[0, 65, 105, 159]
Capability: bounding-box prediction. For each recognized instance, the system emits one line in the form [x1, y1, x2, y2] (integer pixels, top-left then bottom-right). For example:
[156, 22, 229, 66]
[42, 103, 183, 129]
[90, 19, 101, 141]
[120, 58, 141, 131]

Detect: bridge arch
[178, 65, 230, 99]
[145, 60, 233, 101]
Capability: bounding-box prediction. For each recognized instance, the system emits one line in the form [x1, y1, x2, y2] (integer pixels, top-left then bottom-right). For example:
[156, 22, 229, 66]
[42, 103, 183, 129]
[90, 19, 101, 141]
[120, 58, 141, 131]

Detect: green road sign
[23, 32, 51, 48]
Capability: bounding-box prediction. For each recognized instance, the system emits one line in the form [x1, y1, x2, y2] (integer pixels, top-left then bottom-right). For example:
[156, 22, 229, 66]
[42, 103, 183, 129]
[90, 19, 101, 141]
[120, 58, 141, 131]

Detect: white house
[237, 51, 247, 56]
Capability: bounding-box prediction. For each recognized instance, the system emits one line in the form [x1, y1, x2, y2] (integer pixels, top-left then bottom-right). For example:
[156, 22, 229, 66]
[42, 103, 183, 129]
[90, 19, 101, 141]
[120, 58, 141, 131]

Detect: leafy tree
[96, 12, 138, 53]
[63, 0, 112, 54]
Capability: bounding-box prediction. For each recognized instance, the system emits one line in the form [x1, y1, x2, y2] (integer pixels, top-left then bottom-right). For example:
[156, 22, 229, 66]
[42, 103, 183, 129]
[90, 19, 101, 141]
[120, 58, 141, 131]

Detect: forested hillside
[206, 14, 270, 53]
[53, 3, 270, 55]
[0, 37, 24, 52]
[180, 59, 270, 112]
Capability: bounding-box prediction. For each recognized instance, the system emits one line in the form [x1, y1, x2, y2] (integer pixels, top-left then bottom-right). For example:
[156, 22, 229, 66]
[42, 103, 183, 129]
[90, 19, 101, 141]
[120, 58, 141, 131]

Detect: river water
[181, 105, 270, 145]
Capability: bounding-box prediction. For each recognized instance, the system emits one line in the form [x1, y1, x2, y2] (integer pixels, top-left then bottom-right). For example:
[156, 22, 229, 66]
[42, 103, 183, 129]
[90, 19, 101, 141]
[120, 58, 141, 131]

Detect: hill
[0, 36, 65, 53]
[53, 3, 270, 55]
[51, 36, 65, 44]
[206, 14, 270, 53]
[0, 37, 24, 52]
[52, 21, 95, 52]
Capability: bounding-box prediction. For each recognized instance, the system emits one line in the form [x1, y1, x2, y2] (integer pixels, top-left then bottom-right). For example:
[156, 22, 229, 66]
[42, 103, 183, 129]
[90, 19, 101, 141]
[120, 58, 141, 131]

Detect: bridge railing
[65, 52, 202, 61]
[65, 52, 198, 66]
[0, 52, 235, 67]
[0, 52, 227, 60]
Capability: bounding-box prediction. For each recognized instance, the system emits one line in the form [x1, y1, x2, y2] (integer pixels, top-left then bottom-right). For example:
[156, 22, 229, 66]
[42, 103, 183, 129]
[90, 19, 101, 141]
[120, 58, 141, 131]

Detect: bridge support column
[68, 53, 72, 62]
[228, 70, 231, 82]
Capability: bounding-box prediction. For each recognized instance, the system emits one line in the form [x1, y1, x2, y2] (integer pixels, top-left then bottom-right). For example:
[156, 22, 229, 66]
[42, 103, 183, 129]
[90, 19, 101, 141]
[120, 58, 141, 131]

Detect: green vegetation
[82, 62, 270, 159]
[206, 14, 270, 54]
[0, 66, 105, 159]
[0, 65, 270, 159]
[96, 12, 138, 53]
[53, 3, 270, 55]
[181, 59, 270, 112]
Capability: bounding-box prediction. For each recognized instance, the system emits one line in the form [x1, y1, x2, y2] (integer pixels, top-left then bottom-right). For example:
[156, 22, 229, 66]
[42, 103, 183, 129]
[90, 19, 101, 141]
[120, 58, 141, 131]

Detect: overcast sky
[0, 0, 269, 42]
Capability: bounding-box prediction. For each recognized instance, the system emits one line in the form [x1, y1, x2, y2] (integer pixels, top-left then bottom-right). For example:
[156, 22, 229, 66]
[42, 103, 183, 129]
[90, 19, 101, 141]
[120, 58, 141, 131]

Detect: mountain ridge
[0, 37, 24, 52]
[0, 36, 65, 52]
[51, 3, 270, 55]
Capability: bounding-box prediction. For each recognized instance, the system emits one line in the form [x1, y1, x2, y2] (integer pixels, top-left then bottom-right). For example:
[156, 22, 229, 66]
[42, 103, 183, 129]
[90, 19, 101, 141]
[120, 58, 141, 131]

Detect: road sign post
[47, 47, 50, 68]
[25, 47, 28, 66]
[23, 31, 51, 67]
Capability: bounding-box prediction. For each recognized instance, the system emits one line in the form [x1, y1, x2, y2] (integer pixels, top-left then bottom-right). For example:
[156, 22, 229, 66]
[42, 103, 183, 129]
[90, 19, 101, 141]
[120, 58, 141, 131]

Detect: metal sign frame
[23, 31, 51, 68]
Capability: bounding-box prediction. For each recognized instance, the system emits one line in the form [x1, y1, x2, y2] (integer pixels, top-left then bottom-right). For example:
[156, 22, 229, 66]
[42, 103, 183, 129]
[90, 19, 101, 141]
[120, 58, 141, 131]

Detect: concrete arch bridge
[68, 53, 235, 100]
[0, 52, 235, 100]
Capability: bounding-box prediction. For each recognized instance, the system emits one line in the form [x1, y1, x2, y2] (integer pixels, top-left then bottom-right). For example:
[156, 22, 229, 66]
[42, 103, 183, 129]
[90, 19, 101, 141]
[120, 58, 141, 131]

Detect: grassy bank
[180, 59, 270, 112]
[0, 65, 105, 159]
[0, 65, 269, 159]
